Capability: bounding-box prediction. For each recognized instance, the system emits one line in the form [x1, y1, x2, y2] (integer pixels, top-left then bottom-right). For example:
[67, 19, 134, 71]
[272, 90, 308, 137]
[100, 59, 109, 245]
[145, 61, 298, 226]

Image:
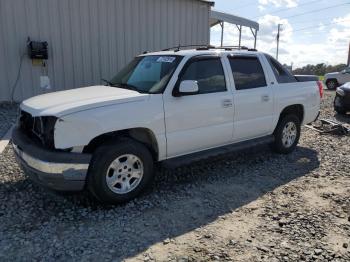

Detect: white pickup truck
[12, 47, 322, 204]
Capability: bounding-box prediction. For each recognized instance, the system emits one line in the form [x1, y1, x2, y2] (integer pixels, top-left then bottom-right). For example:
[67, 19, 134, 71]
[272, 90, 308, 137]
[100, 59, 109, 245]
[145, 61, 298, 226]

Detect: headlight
[30, 116, 57, 149]
[336, 88, 345, 96]
[18, 111, 58, 149]
[41, 116, 58, 148]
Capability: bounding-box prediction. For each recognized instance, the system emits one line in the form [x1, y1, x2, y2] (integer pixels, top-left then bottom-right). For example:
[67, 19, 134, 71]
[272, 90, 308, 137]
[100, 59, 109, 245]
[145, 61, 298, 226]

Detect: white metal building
[0, 0, 214, 101]
[0, 0, 259, 102]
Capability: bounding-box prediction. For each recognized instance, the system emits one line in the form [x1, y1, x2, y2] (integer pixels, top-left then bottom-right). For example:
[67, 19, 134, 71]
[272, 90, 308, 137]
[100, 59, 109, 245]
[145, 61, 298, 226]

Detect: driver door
[163, 56, 234, 158]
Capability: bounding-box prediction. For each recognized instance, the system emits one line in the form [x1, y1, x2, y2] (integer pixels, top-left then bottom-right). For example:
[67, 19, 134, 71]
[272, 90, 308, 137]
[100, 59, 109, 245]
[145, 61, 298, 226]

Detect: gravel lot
[0, 90, 349, 262]
[0, 102, 18, 138]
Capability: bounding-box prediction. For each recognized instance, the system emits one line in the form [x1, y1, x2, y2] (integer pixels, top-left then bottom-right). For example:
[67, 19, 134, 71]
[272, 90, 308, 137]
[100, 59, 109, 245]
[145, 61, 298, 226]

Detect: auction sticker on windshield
[156, 56, 176, 63]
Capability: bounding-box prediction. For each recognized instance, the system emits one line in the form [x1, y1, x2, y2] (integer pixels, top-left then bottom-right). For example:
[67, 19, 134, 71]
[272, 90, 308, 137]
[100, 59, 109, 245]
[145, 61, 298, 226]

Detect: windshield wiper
[113, 83, 144, 93]
[101, 78, 113, 86]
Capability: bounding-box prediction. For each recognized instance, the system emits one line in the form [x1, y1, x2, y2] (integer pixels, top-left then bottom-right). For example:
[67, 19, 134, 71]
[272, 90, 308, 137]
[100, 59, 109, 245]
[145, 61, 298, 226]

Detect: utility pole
[347, 42, 350, 66]
[276, 24, 282, 60]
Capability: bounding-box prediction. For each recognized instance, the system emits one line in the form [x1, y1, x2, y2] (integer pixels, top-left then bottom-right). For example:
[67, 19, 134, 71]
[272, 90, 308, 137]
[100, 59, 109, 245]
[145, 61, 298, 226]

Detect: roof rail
[162, 45, 257, 52]
[221, 46, 258, 51]
[162, 44, 213, 52]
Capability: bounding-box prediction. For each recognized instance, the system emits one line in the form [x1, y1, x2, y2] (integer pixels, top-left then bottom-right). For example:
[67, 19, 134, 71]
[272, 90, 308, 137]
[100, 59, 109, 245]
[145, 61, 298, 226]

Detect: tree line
[292, 63, 348, 76]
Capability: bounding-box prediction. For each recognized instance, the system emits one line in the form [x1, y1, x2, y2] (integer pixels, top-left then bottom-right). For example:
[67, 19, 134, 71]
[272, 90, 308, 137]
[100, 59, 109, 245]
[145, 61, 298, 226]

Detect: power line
[284, 18, 350, 33]
[282, 3, 350, 20]
[291, 15, 346, 25]
[254, 0, 321, 19]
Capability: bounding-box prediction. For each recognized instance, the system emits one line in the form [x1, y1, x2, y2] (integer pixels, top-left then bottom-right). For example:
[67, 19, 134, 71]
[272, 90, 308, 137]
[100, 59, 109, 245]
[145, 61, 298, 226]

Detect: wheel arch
[325, 78, 338, 83]
[276, 104, 304, 130]
[83, 128, 159, 160]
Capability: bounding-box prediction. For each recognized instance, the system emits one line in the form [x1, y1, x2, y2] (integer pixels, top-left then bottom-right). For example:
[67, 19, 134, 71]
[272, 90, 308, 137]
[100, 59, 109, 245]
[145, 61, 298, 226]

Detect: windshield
[109, 55, 183, 93]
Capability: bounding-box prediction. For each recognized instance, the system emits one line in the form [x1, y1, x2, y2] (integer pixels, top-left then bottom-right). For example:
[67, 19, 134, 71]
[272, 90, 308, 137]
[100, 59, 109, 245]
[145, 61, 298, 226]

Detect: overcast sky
[210, 0, 350, 68]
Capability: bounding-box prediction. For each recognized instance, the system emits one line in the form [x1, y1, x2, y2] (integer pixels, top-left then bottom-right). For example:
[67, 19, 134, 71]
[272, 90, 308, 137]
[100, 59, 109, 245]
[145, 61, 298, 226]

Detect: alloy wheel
[282, 122, 297, 148]
[105, 154, 144, 194]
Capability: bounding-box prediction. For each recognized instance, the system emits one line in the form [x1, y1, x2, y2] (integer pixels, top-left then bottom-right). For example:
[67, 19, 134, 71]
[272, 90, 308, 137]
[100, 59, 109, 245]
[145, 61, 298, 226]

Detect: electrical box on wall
[27, 40, 48, 60]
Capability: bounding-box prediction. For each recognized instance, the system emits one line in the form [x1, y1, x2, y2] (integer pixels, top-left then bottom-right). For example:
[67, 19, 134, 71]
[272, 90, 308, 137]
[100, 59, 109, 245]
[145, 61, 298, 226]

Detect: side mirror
[178, 80, 199, 95]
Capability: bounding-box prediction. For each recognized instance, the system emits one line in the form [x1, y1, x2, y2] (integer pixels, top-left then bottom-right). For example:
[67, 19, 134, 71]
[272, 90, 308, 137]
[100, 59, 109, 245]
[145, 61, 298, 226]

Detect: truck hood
[21, 86, 149, 117]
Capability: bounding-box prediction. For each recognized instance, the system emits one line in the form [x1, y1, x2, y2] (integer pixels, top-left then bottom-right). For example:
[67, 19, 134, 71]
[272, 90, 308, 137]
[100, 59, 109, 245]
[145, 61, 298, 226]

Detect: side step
[162, 135, 274, 169]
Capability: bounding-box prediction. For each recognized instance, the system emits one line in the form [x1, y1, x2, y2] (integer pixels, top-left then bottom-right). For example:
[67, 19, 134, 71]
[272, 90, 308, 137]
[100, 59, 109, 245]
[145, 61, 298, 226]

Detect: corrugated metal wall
[0, 0, 210, 101]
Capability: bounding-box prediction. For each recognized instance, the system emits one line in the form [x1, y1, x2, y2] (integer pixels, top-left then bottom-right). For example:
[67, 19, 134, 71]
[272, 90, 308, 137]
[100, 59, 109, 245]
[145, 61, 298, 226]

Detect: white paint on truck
[20, 49, 321, 161]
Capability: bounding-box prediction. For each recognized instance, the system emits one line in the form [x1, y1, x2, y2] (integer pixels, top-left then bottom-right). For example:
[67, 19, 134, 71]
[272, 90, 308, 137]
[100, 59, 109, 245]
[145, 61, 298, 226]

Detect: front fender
[53, 95, 167, 159]
[54, 117, 104, 149]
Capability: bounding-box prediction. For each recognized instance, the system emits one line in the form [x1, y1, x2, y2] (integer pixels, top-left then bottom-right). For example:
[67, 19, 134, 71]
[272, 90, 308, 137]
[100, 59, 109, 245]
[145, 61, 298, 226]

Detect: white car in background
[325, 67, 350, 90]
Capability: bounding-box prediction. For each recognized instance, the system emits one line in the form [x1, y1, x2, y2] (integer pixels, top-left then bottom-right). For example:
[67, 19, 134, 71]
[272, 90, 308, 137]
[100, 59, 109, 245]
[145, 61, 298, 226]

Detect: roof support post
[254, 29, 257, 49]
[250, 27, 258, 49]
[220, 21, 224, 47]
[236, 25, 242, 48]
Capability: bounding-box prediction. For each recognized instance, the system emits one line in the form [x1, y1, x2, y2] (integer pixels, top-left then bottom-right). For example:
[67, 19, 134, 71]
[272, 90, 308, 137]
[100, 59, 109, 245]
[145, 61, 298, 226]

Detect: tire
[326, 79, 338, 90]
[271, 114, 301, 154]
[87, 139, 154, 204]
[334, 96, 347, 115]
[334, 107, 346, 115]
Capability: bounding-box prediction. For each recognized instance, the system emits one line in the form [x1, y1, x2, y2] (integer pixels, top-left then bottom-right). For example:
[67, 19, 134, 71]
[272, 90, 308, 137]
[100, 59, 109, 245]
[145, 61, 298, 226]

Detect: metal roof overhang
[210, 9, 259, 30]
[210, 9, 259, 48]
[199, 0, 215, 6]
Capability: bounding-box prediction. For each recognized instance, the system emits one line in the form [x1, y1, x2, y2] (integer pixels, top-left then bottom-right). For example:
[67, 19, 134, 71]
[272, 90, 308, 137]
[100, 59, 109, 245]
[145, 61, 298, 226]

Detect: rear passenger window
[265, 54, 296, 83]
[229, 56, 267, 90]
[179, 57, 226, 94]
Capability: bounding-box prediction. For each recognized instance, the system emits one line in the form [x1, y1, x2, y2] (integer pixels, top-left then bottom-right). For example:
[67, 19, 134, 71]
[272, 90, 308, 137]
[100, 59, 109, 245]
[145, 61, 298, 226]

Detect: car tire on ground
[335, 108, 346, 115]
[334, 96, 347, 115]
[87, 139, 154, 204]
[326, 79, 338, 90]
[271, 114, 301, 154]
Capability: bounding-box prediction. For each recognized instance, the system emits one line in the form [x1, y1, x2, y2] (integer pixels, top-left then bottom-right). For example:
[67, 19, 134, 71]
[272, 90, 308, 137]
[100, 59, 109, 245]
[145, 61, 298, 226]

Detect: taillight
[317, 81, 323, 98]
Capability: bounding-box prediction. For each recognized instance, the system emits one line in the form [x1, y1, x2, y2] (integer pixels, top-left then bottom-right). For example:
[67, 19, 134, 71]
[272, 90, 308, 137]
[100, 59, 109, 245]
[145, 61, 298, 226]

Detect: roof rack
[162, 44, 257, 52]
[162, 44, 211, 52]
[218, 46, 258, 52]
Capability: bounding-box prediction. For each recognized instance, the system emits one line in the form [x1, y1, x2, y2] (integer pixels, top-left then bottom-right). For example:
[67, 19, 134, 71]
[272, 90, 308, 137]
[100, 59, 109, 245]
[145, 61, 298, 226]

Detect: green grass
[318, 76, 325, 81]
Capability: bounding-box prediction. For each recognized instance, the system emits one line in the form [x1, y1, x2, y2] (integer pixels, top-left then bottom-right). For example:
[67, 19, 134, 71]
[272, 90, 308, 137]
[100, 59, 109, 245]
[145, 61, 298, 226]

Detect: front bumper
[12, 128, 92, 191]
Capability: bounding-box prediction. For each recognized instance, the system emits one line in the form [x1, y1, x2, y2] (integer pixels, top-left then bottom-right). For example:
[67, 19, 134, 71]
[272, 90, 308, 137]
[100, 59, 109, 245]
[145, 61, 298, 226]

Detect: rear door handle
[222, 99, 233, 108]
[262, 95, 270, 102]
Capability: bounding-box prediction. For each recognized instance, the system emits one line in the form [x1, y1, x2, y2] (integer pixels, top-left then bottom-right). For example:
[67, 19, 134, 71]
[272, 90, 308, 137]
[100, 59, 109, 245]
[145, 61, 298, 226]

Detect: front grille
[19, 110, 57, 149]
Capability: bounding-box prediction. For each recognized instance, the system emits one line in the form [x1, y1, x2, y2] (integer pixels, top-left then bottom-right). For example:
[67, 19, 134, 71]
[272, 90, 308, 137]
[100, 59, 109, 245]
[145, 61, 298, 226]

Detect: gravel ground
[0, 102, 18, 138]
[0, 90, 349, 262]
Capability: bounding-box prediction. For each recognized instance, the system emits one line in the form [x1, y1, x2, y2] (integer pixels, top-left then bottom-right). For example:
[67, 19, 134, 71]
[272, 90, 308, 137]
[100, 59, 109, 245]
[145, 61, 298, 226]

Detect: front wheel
[271, 115, 301, 154]
[87, 139, 154, 204]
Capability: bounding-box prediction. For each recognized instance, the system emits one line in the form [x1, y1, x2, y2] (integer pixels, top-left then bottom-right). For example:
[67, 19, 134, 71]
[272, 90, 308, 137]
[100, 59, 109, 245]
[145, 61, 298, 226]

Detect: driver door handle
[262, 95, 270, 102]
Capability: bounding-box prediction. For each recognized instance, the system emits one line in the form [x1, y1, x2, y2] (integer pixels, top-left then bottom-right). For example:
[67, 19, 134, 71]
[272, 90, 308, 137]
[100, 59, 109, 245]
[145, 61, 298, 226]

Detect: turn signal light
[317, 81, 323, 99]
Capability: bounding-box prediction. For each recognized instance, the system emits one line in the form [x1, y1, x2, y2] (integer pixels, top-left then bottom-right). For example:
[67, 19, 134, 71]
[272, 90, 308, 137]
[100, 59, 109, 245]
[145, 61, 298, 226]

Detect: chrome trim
[13, 144, 89, 175]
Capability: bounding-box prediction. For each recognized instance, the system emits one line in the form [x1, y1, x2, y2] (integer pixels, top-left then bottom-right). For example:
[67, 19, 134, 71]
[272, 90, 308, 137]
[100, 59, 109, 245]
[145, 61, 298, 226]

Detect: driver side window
[178, 57, 227, 94]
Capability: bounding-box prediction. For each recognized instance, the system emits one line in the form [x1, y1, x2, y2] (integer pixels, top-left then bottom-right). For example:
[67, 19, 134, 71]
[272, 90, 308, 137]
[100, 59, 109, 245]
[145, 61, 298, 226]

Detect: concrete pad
[0, 125, 14, 154]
